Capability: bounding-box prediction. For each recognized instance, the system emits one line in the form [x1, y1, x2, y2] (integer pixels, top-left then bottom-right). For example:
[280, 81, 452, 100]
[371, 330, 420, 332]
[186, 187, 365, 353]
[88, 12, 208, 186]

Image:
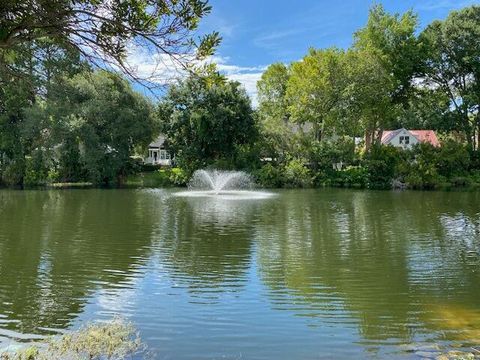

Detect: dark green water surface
[0, 189, 479, 359]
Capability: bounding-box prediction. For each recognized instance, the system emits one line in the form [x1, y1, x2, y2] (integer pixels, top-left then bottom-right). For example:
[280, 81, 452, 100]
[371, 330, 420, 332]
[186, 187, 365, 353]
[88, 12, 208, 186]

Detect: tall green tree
[419, 5, 480, 150]
[342, 50, 396, 149]
[160, 74, 256, 171]
[354, 4, 420, 105]
[45, 70, 158, 185]
[286, 48, 347, 141]
[257, 63, 293, 161]
[0, 40, 88, 186]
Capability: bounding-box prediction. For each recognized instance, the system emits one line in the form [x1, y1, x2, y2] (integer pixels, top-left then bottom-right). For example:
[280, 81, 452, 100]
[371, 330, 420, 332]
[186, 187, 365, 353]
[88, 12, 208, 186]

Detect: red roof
[381, 129, 440, 147]
[409, 130, 440, 147]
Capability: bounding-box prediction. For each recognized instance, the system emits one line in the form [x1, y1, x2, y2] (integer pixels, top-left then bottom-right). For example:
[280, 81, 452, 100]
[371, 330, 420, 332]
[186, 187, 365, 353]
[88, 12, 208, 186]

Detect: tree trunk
[365, 130, 373, 152]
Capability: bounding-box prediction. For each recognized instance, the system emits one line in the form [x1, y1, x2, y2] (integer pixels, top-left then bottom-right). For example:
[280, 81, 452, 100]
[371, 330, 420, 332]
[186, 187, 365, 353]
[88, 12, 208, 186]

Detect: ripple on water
[0, 189, 480, 359]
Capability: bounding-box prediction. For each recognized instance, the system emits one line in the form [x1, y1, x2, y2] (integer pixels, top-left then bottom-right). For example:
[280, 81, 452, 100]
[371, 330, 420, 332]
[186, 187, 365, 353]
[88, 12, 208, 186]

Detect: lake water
[0, 189, 479, 359]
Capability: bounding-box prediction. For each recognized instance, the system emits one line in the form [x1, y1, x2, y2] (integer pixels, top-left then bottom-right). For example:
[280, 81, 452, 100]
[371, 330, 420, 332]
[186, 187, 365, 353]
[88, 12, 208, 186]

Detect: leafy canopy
[160, 73, 256, 171]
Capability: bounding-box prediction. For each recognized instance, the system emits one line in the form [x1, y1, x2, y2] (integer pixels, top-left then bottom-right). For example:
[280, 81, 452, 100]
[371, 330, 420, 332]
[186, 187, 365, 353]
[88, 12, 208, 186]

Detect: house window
[399, 136, 410, 145]
[160, 150, 166, 160]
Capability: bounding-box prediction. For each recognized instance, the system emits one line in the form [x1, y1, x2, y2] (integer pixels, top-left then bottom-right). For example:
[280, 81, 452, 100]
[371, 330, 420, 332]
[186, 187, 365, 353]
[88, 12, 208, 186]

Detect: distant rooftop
[149, 135, 166, 148]
[382, 129, 440, 147]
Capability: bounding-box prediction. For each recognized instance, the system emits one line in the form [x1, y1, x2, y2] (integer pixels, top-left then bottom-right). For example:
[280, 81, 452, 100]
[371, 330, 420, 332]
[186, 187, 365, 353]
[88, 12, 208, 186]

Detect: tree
[419, 5, 480, 150]
[342, 50, 396, 149]
[45, 70, 158, 185]
[354, 4, 420, 105]
[0, 40, 89, 186]
[0, 0, 220, 85]
[257, 63, 292, 161]
[286, 48, 347, 141]
[257, 63, 290, 126]
[160, 74, 256, 171]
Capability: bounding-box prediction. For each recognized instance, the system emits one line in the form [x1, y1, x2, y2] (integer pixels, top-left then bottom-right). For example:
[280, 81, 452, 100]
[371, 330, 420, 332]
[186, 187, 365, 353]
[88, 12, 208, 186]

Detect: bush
[404, 162, 441, 189]
[395, 144, 441, 189]
[469, 170, 480, 184]
[308, 137, 356, 173]
[254, 163, 284, 188]
[364, 145, 401, 189]
[436, 140, 470, 178]
[283, 159, 312, 188]
[334, 166, 369, 188]
[449, 176, 471, 187]
[1, 158, 25, 187]
[24, 152, 49, 187]
[169, 167, 188, 186]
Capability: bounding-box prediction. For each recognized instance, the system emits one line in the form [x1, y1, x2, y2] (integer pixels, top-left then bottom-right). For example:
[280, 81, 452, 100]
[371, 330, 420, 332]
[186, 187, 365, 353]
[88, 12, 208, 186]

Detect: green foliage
[169, 167, 189, 186]
[283, 159, 313, 188]
[160, 74, 257, 173]
[127, 167, 188, 188]
[364, 145, 401, 188]
[308, 137, 356, 173]
[419, 5, 480, 150]
[287, 48, 347, 140]
[256, 64, 293, 161]
[254, 163, 285, 188]
[436, 140, 471, 178]
[343, 50, 397, 148]
[0, 0, 220, 80]
[0, 0, 218, 188]
[332, 166, 369, 188]
[354, 4, 420, 104]
[403, 162, 441, 190]
[24, 152, 49, 187]
[394, 142, 471, 189]
[48, 70, 158, 186]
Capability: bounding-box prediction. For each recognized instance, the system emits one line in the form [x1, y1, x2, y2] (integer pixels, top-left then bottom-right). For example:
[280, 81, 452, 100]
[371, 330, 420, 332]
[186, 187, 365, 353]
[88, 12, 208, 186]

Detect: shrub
[283, 159, 312, 188]
[24, 152, 49, 187]
[436, 140, 470, 178]
[450, 176, 471, 187]
[469, 170, 480, 184]
[1, 157, 25, 187]
[404, 163, 441, 189]
[169, 167, 188, 186]
[308, 137, 356, 174]
[254, 163, 284, 188]
[337, 166, 369, 188]
[47, 169, 60, 183]
[364, 145, 401, 189]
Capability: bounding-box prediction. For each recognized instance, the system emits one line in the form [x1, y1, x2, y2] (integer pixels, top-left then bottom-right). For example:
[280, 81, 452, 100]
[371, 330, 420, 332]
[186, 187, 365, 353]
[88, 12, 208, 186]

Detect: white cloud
[123, 46, 265, 106]
[124, 45, 190, 84]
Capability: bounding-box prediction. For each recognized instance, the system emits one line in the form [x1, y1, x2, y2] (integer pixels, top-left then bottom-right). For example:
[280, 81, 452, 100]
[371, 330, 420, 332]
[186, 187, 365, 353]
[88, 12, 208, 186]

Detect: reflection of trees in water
[0, 190, 155, 338]
[256, 190, 480, 343]
[149, 195, 263, 298]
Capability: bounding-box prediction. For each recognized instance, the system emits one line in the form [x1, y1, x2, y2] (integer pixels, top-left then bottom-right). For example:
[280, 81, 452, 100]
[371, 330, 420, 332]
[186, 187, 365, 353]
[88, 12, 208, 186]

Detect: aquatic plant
[0, 318, 145, 360]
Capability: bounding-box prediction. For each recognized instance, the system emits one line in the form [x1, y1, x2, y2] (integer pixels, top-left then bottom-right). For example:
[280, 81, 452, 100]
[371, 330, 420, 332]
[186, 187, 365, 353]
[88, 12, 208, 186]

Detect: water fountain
[174, 169, 274, 200]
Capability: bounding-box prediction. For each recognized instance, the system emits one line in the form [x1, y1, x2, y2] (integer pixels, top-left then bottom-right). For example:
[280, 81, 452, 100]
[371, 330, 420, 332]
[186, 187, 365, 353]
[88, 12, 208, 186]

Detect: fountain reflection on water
[174, 169, 274, 200]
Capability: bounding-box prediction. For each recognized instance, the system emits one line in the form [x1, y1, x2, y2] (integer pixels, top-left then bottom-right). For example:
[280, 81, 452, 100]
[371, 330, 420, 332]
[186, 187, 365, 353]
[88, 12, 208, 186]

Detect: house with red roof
[381, 128, 440, 150]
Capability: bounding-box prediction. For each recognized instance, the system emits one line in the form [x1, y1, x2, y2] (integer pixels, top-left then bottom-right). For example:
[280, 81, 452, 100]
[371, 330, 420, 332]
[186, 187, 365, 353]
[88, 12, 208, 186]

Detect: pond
[0, 189, 479, 359]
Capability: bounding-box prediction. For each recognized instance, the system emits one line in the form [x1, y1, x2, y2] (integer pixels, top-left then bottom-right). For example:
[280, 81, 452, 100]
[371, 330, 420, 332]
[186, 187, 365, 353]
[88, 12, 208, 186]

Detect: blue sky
[192, 0, 478, 103]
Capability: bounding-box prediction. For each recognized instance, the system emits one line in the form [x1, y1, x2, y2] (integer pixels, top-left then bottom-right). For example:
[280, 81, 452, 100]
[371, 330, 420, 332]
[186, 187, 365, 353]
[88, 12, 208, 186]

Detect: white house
[145, 135, 172, 166]
[381, 129, 440, 150]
